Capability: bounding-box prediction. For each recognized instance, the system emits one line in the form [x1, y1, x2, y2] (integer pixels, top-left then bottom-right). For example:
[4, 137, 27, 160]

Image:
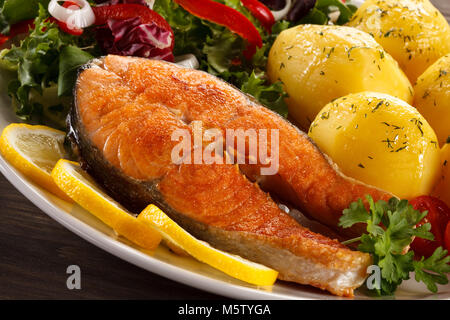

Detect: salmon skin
[69, 55, 391, 296]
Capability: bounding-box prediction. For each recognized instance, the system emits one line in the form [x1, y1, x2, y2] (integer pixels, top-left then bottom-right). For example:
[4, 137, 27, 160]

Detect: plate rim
[2, 155, 449, 300]
[0, 155, 335, 300]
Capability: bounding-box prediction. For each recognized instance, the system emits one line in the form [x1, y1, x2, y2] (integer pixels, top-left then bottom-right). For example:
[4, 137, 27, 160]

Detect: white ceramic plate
[0, 72, 449, 300]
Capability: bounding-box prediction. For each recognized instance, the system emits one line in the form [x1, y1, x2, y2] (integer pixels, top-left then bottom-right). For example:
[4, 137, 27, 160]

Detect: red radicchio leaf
[96, 16, 174, 61]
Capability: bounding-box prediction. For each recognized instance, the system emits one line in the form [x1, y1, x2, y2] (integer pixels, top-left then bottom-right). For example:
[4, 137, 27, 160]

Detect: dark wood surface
[1, 0, 449, 300]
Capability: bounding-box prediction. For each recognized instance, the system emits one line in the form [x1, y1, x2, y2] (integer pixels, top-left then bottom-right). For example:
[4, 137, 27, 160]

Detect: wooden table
[1, 0, 449, 300]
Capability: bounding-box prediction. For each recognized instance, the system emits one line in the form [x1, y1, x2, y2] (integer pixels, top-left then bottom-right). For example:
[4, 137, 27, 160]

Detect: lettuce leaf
[1, 5, 98, 123]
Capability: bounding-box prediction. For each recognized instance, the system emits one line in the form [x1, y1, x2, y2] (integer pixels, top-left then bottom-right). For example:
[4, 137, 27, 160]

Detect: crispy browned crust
[70, 55, 386, 296]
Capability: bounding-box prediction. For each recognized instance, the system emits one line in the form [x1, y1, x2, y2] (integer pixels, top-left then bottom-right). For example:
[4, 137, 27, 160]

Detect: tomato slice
[410, 196, 450, 257]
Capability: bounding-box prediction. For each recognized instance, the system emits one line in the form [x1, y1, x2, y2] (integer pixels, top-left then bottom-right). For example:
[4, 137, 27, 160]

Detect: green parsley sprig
[339, 195, 450, 296]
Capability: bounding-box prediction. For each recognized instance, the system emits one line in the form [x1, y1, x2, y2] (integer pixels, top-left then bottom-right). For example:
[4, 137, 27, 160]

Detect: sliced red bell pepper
[173, 0, 263, 60]
[241, 0, 275, 33]
[92, 4, 174, 52]
[410, 196, 450, 257]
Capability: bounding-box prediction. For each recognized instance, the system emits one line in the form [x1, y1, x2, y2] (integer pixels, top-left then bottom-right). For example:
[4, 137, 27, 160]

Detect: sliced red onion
[175, 54, 200, 69]
[271, 0, 292, 21]
[48, 0, 95, 29]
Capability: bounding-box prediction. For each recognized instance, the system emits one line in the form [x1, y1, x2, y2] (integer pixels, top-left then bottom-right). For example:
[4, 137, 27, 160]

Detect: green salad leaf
[0, 4, 97, 125]
[0, 0, 50, 34]
[340, 196, 450, 296]
[58, 45, 93, 96]
[298, 0, 357, 25]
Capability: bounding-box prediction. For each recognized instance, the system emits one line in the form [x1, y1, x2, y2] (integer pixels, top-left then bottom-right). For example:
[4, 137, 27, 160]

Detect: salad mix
[0, 0, 355, 127]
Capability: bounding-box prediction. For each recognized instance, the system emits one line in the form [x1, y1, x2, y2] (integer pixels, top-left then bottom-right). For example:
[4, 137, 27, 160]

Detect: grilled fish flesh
[69, 55, 392, 296]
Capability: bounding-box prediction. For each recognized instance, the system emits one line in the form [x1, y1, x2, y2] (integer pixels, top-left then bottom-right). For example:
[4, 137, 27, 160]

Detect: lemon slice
[138, 204, 279, 286]
[51, 159, 161, 250]
[0, 123, 71, 201]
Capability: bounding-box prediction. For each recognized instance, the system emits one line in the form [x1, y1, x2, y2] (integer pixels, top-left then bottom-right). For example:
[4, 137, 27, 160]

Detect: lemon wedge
[51, 159, 161, 250]
[0, 123, 71, 201]
[138, 204, 279, 286]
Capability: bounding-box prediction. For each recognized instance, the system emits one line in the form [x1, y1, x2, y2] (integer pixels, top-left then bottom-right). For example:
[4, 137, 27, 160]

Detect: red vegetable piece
[241, 0, 275, 33]
[410, 196, 450, 257]
[173, 0, 263, 60]
[92, 4, 174, 52]
[0, 19, 35, 46]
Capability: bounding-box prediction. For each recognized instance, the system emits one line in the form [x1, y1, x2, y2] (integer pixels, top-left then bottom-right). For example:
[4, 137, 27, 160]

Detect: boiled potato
[414, 54, 450, 147]
[308, 92, 440, 199]
[348, 0, 450, 83]
[267, 24, 413, 130]
[432, 142, 450, 207]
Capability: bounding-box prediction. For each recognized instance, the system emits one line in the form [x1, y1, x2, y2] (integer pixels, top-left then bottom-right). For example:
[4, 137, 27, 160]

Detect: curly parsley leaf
[413, 247, 450, 293]
[339, 195, 450, 296]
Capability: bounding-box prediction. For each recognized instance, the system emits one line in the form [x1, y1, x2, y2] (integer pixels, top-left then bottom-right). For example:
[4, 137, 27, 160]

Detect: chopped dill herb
[384, 28, 395, 37]
[372, 101, 383, 113]
[394, 146, 407, 152]
[326, 47, 335, 58]
[321, 112, 330, 120]
[382, 138, 394, 149]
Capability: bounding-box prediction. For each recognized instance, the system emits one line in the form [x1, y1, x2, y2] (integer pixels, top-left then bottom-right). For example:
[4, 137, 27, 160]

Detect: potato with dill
[267, 25, 413, 130]
[432, 142, 450, 207]
[414, 54, 450, 147]
[308, 92, 440, 199]
[348, 0, 450, 83]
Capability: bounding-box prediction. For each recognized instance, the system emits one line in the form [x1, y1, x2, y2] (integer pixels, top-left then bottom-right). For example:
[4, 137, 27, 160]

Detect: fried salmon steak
[70, 55, 391, 296]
